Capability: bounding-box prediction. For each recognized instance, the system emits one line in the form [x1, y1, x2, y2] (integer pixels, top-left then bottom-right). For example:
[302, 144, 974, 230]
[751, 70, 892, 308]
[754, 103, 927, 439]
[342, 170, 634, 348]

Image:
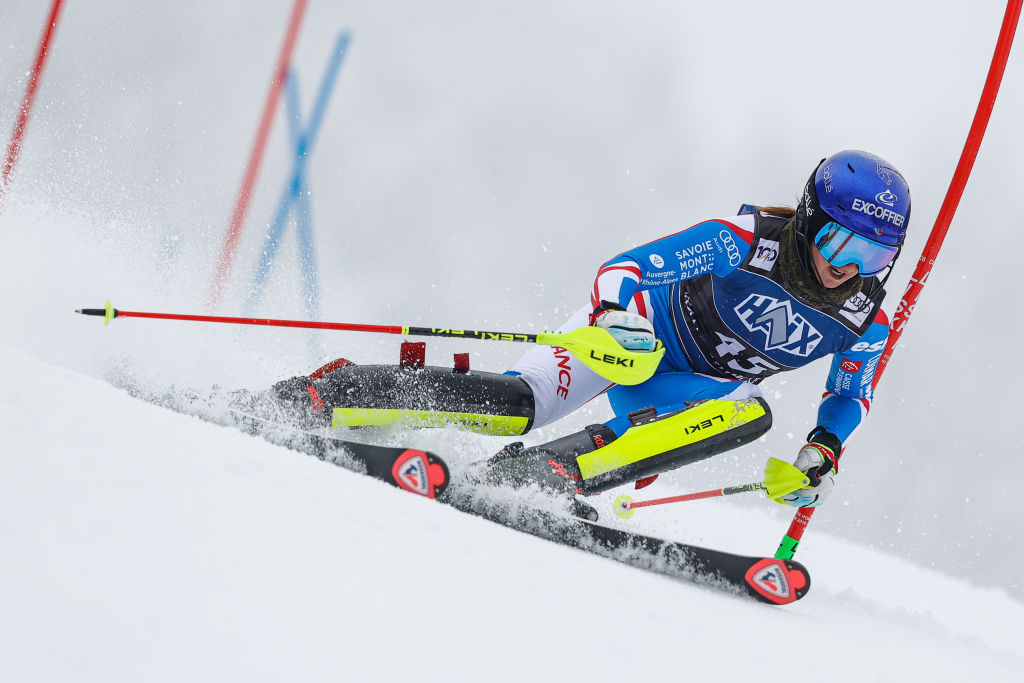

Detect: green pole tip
[104, 300, 115, 326]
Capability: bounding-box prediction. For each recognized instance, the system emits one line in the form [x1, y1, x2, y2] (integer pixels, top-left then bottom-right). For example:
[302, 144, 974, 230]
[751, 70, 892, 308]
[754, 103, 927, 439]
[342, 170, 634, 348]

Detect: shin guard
[576, 398, 772, 494]
[305, 364, 536, 435]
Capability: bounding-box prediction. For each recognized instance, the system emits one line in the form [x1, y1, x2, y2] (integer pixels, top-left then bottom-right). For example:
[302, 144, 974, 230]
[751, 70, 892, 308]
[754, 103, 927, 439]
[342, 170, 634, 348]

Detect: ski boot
[479, 425, 617, 522]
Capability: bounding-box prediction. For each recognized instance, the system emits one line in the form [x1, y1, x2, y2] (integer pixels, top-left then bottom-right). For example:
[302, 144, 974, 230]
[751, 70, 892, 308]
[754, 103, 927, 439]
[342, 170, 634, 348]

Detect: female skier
[273, 149, 910, 509]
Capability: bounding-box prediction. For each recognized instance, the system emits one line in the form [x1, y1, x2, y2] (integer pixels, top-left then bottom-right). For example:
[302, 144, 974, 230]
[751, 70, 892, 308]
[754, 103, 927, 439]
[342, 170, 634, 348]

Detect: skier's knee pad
[308, 364, 536, 435]
[575, 398, 772, 494]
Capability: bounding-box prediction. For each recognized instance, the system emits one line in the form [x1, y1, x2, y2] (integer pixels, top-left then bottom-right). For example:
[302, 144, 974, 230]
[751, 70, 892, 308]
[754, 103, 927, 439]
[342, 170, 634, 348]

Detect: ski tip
[744, 558, 811, 605]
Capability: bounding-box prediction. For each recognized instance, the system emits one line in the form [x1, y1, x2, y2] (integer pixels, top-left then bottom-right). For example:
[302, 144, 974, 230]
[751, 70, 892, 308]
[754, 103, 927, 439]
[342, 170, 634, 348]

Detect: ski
[580, 517, 810, 605]
[303, 434, 450, 500]
[109, 381, 451, 500]
[214, 410, 452, 500]
[438, 484, 810, 605]
[299, 433, 810, 605]
[119, 382, 809, 604]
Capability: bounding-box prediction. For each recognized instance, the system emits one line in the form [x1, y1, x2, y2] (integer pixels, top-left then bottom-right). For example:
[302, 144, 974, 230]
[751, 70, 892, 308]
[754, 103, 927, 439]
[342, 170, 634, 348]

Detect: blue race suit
[591, 209, 888, 445]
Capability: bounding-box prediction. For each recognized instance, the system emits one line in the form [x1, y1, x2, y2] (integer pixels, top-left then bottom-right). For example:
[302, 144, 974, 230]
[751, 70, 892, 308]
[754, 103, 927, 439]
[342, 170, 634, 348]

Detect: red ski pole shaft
[775, 0, 1023, 561]
[89, 307, 403, 334]
[74, 303, 539, 342]
[625, 483, 764, 510]
[74, 300, 666, 386]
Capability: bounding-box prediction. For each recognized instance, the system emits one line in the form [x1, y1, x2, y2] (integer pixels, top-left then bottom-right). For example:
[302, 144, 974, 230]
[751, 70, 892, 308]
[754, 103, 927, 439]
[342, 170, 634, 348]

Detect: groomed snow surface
[2, 343, 1022, 682]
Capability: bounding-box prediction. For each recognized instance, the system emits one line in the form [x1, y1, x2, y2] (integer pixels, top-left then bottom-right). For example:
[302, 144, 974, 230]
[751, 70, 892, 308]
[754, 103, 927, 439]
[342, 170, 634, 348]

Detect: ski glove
[780, 430, 841, 508]
[590, 300, 657, 352]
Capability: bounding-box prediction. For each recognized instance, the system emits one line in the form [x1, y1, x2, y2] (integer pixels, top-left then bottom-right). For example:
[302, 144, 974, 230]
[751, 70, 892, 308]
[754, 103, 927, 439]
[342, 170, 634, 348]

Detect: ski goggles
[814, 223, 899, 276]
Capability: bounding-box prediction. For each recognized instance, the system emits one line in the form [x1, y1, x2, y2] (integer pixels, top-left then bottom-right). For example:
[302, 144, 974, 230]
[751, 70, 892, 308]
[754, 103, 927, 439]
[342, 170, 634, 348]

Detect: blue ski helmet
[807, 150, 911, 247]
[796, 150, 911, 281]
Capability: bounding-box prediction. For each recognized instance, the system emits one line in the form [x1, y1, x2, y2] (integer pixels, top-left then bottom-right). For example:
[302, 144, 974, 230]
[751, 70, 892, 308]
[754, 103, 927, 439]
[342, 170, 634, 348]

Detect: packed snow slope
[3, 343, 1023, 682]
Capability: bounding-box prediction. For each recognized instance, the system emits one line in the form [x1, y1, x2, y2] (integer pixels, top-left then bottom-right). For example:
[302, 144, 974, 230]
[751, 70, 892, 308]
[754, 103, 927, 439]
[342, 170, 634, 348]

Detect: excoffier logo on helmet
[875, 189, 897, 207]
[851, 198, 905, 227]
[735, 294, 822, 356]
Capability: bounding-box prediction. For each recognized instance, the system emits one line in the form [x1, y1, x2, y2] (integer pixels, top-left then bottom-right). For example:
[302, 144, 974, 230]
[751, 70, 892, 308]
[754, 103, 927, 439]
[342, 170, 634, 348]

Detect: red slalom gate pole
[775, 0, 1023, 561]
[208, 0, 309, 308]
[879, 0, 1022, 371]
[0, 0, 66, 212]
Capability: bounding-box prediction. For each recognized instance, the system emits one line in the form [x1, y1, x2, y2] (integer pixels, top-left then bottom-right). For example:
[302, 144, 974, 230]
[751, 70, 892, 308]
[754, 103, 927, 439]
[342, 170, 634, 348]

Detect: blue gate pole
[245, 31, 352, 317]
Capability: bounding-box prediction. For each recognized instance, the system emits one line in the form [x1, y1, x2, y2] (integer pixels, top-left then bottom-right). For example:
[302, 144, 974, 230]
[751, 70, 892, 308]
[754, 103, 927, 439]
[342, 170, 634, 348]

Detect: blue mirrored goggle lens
[814, 223, 898, 276]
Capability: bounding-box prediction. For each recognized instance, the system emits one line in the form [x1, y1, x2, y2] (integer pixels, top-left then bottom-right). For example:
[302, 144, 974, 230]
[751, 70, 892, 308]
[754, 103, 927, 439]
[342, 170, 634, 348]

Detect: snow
[3, 343, 1023, 681]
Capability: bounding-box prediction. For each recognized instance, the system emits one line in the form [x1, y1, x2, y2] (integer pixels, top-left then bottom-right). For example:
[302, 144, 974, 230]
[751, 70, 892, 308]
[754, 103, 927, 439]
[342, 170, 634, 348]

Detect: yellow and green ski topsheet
[331, 407, 529, 436]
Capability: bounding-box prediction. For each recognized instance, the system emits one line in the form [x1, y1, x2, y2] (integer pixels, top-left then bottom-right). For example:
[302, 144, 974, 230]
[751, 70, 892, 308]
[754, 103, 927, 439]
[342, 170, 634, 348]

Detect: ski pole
[613, 485, 763, 519]
[75, 300, 665, 386]
[613, 458, 809, 518]
[774, 0, 1023, 561]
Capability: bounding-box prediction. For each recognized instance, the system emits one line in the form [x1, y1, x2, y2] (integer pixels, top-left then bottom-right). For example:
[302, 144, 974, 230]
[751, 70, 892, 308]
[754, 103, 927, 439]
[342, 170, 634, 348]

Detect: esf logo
[719, 230, 742, 266]
[735, 294, 822, 357]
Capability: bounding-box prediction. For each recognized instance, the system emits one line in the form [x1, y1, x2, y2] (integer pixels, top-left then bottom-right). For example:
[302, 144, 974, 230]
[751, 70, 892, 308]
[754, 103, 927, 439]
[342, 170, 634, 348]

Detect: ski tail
[302, 434, 450, 499]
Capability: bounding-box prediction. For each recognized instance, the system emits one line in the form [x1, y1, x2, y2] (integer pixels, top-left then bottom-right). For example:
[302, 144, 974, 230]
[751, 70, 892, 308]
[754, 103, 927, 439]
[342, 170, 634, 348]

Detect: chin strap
[780, 218, 863, 307]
